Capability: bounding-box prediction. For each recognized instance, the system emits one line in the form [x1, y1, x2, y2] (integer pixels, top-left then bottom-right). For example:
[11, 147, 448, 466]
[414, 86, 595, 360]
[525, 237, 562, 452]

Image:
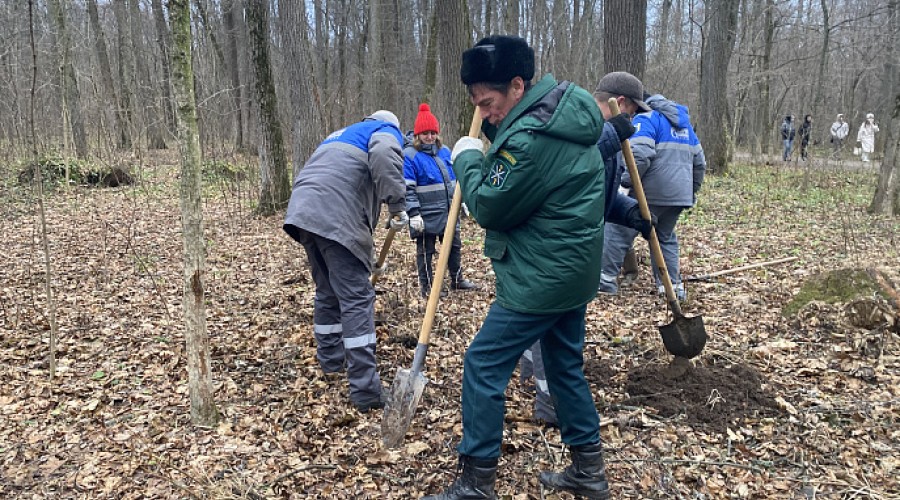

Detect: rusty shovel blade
[659, 314, 707, 359]
[381, 367, 428, 448]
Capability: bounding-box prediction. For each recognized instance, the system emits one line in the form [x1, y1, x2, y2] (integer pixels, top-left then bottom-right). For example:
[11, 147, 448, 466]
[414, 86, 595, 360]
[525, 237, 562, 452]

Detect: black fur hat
[460, 35, 535, 85]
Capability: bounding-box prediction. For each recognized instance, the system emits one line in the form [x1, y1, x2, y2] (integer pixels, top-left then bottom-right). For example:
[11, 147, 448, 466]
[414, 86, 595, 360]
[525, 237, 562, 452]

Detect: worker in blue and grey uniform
[283, 110, 409, 413]
[595, 72, 706, 302]
[403, 103, 479, 298]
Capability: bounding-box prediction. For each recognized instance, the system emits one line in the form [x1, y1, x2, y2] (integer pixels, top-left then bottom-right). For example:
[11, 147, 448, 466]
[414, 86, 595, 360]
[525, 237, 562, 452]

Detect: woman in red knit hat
[402, 103, 478, 297]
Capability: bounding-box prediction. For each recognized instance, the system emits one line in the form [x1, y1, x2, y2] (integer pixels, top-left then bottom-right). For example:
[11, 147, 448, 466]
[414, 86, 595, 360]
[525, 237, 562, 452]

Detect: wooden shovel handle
[371, 226, 398, 286]
[417, 109, 483, 346]
[608, 98, 684, 316]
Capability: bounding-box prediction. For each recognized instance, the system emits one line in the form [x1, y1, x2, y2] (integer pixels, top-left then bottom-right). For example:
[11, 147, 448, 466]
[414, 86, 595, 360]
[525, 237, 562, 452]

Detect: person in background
[596, 72, 706, 302]
[283, 110, 408, 413]
[830, 114, 849, 159]
[798, 114, 812, 161]
[403, 103, 478, 297]
[856, 113, 879, 162]
[781, 115, 796, 162]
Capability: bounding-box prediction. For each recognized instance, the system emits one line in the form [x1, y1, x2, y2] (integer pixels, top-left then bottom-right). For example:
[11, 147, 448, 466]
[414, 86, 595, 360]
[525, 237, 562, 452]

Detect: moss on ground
[784, 268, 884, 317]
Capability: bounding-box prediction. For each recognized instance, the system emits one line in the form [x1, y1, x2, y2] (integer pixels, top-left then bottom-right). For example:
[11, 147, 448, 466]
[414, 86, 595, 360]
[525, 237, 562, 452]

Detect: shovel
[608, 98, 707, 364]
[382, 109, 483, 448]
[371, 226, 399, 286]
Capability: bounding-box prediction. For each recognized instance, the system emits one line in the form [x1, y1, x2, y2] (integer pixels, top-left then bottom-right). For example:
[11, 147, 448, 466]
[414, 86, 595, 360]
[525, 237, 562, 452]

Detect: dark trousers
[458, 303, 600, 458]
[297, 230, 381, 405]
[415, 231, 462, 292]
[602, 205, 684, 287]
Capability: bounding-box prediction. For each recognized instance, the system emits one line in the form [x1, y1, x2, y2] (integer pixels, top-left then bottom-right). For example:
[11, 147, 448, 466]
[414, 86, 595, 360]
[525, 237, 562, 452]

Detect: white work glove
[461, 203, 470, 218]
[409, 214, 425, 234]
[618, 185, 630, 196]
[372, 263, 388, 276]
[387, 210, 409, 230]
[451, 137, 484, 163]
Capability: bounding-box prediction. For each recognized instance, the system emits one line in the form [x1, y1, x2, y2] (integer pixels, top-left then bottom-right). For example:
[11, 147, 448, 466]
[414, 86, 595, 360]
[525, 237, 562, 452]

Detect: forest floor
[1, 152, 898, 499]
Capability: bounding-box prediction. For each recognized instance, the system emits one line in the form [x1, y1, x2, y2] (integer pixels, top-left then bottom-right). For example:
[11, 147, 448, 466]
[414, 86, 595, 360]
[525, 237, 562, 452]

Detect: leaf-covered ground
[2, 153, 898, 499]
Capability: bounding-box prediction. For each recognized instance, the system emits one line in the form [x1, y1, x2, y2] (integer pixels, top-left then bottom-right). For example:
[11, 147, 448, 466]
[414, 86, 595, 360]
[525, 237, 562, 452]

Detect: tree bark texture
[129, 0, 167, 149]
[168, 0, 219, 427]
[150, 0, 177, 135]
[422, 6, 439, 103]
[281, 0, 324, 176]
[86, 0, 129, 149]
[504, 0, 519, 34]
[48, 0, 88, 159]
[603, 0, 647, 78]
[436, 0, 473, 141]
[870, 0, 899, 214]
[698, 0, 740, 175]
[222, 0, 246, 150]
[246, 0, 290, 214]
[812, 0, 830, 119]
[112, 0, 135, 148]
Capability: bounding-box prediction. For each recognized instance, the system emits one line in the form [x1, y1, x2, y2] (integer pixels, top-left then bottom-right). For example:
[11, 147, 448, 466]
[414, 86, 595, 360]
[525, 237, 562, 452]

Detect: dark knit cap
[594, 71, 651, 113]
[460, 35, 535, 85]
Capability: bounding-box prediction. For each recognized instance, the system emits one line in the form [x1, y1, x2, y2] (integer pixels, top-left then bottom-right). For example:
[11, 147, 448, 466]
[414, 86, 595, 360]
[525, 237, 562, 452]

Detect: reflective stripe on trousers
[299, 230, 381, 404]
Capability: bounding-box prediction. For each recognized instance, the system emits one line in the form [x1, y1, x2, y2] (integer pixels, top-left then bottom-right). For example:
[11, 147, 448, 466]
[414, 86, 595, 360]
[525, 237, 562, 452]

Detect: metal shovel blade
[381, 367, 428, 448]
[659, 314, 707, 359]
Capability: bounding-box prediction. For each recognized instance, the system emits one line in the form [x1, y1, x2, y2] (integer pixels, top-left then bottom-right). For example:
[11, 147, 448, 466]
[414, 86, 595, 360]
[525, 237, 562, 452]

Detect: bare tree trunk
[113, 0, 136, 148]
[367, 0, 400, 113]
[484, 0, 494, 35]
[366, 0, 382, 111]
[504, 0, 519, 34]
[755, 0, 774, 155]
[549, 0, 571, 77]
[653, 0, 673, 66]
[423, 6, 439, 103]
[28, 0, 59, 380]
[194, 0, 228, 69]
[812, 0, 830, 118]
[334, 0, 348, 128]
[603, 0, 647, 78]
[437, 0, 473, 140]
[698, 0, 740, 175]
[282, 0, 323, 176]
[246, 0, 290, 214]
[48, 0, 88, 159]
[385, 0, 402, 113]
[150, 0, 177, 135]
[873, 92, 899, 213]
[130, 0, 167, 149]
[222, 0, 246, 150]
[169, 0, 219, 427]
[87, 0, 129, 149]
[870, 0, 899, 214]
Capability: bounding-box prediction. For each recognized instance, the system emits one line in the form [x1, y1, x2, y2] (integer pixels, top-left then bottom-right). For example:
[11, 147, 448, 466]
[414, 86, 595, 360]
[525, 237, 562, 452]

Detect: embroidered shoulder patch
[489, 161, 510, 188]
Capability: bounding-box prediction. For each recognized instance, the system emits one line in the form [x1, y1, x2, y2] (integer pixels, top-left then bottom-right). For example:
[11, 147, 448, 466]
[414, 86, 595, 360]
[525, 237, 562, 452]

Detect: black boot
[539, 442, 609, 499]
[421, 455, 498, 500]
[450, 278, 479, 291]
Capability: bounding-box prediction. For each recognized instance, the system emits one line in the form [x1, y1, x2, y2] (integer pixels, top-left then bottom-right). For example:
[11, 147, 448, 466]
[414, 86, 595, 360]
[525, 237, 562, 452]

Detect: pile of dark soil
[625, 362, 780, 433]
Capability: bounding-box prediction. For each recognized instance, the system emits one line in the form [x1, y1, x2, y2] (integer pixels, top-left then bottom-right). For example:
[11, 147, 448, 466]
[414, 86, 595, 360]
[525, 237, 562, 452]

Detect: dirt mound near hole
[625, 363, 780, 433]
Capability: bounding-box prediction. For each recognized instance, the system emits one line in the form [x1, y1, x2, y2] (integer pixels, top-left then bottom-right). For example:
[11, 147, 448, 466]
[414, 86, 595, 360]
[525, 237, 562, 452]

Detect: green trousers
[458, 303, 601, 458]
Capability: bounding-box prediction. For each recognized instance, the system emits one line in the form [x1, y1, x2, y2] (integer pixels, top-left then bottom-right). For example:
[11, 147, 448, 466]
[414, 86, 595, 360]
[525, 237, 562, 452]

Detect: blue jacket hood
[646, 94, 692, 130]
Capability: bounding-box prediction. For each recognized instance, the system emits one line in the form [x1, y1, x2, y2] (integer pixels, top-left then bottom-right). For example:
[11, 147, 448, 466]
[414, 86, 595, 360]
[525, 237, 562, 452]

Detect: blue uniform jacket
[403, 144, 456, 235]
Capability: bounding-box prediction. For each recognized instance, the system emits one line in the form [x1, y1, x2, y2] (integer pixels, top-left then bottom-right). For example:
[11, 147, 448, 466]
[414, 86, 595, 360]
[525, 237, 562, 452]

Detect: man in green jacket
[421, 35, 610, 500]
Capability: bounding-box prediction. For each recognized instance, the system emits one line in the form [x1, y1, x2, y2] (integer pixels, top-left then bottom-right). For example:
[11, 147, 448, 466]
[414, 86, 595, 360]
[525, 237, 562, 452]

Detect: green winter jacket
[454, 74, 606, 314]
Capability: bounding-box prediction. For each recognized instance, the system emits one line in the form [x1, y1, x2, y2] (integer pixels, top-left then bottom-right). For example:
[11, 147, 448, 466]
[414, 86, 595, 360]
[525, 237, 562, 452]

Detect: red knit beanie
[414, 103, 440, 135]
